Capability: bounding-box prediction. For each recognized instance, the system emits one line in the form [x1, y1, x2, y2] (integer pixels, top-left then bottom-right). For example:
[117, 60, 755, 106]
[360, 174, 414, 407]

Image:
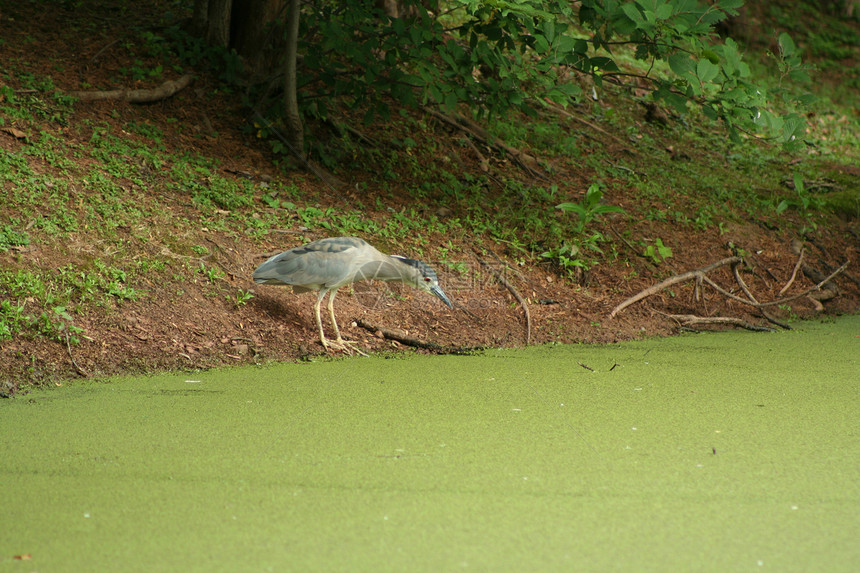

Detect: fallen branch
[461, 136, 490, 172]
[662, 313, 776, 332]
[70, 74, 194, 103]
[473, 250, 532, 345]
[355, 318, 444, 350]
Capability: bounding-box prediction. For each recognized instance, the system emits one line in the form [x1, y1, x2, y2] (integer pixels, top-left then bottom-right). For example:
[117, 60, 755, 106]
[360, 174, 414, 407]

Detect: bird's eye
[424, 277, 431, 282]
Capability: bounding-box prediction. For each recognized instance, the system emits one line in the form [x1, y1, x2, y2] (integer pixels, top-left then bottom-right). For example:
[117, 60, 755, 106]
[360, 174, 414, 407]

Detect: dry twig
[756, 261, 848, 307]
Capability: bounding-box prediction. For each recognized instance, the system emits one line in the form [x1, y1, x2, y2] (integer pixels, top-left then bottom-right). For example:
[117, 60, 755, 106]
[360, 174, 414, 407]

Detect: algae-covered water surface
[2, 317, 858, 572]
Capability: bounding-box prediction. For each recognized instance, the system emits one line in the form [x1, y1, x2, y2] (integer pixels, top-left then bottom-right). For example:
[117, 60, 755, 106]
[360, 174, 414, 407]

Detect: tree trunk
[206, 0, 232, 47]
[230, 0, 286, 75]
[283, 0, 304, 156]
[188, 0, 209, 36]
[376, 0, 438, 19]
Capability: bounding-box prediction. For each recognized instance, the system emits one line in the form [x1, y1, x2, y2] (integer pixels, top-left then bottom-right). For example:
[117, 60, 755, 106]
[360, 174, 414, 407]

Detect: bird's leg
[325, 289, 367, 356]
[314, 290, 331, 349]
[311, 289, 358, 354]
[327, 288, 344, 344]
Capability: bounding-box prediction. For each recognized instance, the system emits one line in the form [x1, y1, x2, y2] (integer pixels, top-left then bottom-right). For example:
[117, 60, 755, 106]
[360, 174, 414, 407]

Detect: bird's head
[391, 256, 453, 308]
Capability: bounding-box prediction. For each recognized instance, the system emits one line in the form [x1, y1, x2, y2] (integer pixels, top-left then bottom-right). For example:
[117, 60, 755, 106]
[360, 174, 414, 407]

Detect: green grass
[0, 255, 155, 343]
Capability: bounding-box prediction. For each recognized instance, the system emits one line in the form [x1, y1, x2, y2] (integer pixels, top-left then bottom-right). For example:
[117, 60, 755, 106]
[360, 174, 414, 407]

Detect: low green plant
[555, 184, 625, 231]
[778, 303, 799, 321]
[119, 59, 163, 81]
[642, 238, 674, 264]
[775, 173, 825, 231]
[261, 192, 296, 210]
[0, 224, 29, 251]
[0, 300, 83, 344]
[229, 289, 254, 308]
[200, 265, 225, 284]
[38, 306, 84, 344]
[0, 299, 27, 340]
[91, 261, 140, 301]
[541, 184, 625, 275]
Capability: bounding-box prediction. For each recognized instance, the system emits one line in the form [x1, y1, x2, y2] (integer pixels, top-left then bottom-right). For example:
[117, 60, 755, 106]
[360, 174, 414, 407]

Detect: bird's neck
[353, 256, 416, 283]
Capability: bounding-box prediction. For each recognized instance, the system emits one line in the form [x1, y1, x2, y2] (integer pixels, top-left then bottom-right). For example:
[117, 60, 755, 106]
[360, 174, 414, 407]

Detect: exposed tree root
[544, 101, 631, 150]
[609, 257, 742, 319]
[423, 106, 547, 179]
[610, 252, 851, 331]
[70, 74, 194, 103]
[65, 329, 88, 377]
[779, 246, 804, 295]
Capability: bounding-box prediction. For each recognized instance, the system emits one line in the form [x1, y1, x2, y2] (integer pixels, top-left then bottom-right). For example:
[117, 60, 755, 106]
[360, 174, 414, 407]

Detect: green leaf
[588, 57, 619, 72]
[701, 49, 720, 65]
[621, 3, 644, 25]
[556, 202, 587, 216]
[789, 69, 810, 83]
[533, 35, 550, 53]
[668, 53, 695, 77]
[796, 93, 817, 106]
[546, 82, 582, 104]
[443, 91, 459, 110]
[656, 3, 674, 20]
[541, 19, 556, 43]
[696, 59, 720, 82]
[584, 184, 602, 208]
[654, 84, 689, 115]
[778, 33, 796, 58]
[656, 238, 673, 259]
[728, 125, 742, 144]
[718, 0, 744, 13]
[793, 173, 805, 194]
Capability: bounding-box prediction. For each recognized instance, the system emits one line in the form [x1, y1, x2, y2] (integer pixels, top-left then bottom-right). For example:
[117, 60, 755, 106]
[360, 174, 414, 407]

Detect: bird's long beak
[431, 285, 453, 308]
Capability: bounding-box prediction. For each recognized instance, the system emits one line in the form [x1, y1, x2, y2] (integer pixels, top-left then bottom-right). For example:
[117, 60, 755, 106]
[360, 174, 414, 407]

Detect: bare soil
[1, 2, 858, 391]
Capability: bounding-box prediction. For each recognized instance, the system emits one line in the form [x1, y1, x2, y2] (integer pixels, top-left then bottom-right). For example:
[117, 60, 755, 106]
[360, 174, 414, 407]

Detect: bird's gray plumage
[253, 237, 452, 350]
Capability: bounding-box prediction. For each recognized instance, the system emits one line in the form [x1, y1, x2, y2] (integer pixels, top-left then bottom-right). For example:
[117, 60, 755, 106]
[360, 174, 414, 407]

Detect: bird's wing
[253, 237, 372, 288]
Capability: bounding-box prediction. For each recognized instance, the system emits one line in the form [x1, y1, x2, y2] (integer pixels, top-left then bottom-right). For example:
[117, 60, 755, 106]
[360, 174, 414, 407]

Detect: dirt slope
[1, 2, 858, 391]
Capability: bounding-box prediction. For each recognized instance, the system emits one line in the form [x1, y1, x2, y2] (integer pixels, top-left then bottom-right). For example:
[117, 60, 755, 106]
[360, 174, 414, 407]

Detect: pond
[2, 317, 858, 571]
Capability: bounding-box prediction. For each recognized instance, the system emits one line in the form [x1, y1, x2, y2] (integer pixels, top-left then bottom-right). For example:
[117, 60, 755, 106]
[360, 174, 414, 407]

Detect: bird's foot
[321, 337, 368, 357]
